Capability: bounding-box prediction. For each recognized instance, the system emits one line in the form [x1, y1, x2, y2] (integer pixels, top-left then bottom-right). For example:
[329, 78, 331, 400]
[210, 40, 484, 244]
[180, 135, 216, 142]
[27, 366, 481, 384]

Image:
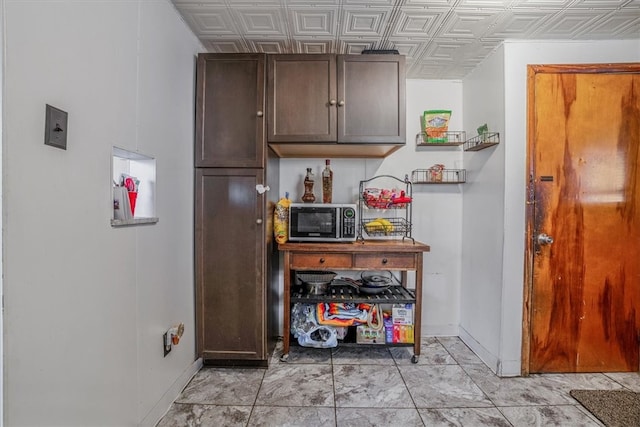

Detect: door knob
[256, 219, 263, 224]
[537, 233, 554, 245]
[256, 184, 270, 194]
[257, 111, 263, 117]
[338, 100, 345, 106]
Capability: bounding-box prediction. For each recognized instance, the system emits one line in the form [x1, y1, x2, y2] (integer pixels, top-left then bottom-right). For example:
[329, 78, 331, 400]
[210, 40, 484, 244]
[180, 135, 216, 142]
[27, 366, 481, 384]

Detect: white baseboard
[140, 358, 203, 427]
[458, 326, 500, 374]
[421, 323, 460, 337]
[497, 358, 522, 377]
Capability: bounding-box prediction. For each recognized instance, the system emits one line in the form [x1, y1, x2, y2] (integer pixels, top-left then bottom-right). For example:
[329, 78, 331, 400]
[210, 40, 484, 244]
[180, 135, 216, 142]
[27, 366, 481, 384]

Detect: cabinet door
[196, 54, 265, 167]
[267, 54, 336, 142]
[337, 55, 406, 144]
[195, 168, 267, 361]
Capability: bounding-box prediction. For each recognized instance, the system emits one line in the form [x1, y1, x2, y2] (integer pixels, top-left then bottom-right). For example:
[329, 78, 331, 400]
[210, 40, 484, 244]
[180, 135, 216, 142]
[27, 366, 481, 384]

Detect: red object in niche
[128, 191, 138, 216]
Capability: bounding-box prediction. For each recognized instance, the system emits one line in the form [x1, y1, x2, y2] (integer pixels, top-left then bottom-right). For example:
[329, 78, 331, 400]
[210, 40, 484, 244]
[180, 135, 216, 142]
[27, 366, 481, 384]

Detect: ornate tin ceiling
[171, 0, 640, 79]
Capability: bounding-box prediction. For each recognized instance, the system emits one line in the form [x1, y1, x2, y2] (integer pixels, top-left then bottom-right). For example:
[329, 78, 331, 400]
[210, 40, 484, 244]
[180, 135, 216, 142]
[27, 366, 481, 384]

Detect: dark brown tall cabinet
[195, 53, 279, 366]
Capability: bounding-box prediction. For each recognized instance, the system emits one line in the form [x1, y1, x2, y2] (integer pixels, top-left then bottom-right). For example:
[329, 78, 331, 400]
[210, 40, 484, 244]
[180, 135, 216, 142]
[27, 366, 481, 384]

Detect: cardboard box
[356, 326, 385, 344]
[392, 304, 414, 325]
[392, 324, 414, 344]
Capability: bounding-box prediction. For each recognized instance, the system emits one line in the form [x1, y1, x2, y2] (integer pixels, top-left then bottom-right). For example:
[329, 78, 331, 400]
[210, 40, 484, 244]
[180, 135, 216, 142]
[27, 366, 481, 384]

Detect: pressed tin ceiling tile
[390, 8, 448, 38]
[246, 39, 291, 53]
[294, 39, 335, 53]
[201, 39, 248, 53]
[289, 8, 337, 36]
[577, 11, 640, 38]
[172, 0, 640, 79]
[340, 8, 391, 37]
[232, 8, 288, 36]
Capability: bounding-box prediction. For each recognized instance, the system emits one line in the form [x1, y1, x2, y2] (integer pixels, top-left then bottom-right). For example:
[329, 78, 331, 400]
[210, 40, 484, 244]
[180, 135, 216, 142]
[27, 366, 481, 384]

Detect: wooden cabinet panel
[279, 241, 430, 363]
[266, 54, 405, 155]
[338, 55, 406, 144]
[195, 53, 278, 366]
[267, 54, 336, 142]
[196, 54, 265, 168]
[354, 253, 415, 269]
[290, 253, 352, 269]
[195, 168, 267, 362]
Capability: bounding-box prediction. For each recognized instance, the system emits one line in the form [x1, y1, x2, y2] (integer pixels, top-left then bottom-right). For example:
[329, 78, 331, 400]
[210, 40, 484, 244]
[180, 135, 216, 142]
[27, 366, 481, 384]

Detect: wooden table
[278, 240, 430, 362]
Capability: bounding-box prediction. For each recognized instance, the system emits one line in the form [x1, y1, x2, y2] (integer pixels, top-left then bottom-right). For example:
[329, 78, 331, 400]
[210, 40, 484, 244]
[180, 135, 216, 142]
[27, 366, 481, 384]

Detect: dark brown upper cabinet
[196, 53, 265, 168]
[267, 54, 406, 158]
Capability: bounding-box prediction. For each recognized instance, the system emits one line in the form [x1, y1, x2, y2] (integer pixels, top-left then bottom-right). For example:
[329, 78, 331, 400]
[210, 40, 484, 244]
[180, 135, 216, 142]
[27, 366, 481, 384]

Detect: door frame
[521, 63, 640, 376]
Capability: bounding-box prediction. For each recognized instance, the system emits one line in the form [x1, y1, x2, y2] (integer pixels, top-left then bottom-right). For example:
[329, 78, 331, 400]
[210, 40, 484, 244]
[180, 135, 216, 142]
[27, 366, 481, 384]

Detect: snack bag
[273, 193, 291, 244]
[423, 110, 452, 143]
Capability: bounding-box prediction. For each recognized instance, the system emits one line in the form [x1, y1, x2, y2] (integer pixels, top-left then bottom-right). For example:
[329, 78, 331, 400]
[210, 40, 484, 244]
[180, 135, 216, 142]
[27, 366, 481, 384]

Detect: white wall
[460, 46, 506, 373]
[278, 79, 465, 337]
[0, 0, 4, 422]
[2, 1, 202, 425]
[461, 39, 640, 377]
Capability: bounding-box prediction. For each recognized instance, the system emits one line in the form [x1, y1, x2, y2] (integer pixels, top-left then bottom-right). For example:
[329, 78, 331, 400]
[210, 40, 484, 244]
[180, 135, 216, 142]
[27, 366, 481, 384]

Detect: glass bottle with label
[302, 168, 315, 203]
[322, 159, 333, 203]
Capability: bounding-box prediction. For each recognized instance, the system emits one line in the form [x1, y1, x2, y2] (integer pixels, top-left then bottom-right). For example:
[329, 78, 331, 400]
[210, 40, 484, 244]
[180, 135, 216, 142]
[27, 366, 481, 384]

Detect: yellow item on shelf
[365, 218, 394, 234]
[273, 193, 291, 244]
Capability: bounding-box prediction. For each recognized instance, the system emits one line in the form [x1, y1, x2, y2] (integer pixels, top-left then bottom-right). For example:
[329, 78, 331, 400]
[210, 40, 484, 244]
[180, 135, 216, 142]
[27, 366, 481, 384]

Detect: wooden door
[195, 168, 267, 362]
[337, 55, 405, 144]
[525, 64, 640, 373]
[267, 54, 336, 142]
[195, 53, 265, 168]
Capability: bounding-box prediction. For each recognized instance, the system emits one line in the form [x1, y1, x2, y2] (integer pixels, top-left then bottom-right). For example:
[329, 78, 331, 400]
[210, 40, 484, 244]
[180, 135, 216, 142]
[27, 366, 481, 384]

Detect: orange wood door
[527, 65, 640, 373]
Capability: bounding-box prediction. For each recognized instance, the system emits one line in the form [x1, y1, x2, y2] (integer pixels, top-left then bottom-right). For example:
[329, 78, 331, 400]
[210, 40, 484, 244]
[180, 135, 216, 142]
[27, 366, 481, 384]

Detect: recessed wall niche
[111, 146, 158, 226]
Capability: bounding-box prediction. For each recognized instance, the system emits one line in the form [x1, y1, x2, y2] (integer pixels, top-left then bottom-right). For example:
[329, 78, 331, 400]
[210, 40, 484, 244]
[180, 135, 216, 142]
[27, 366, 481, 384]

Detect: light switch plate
[44, 104, 68, 150]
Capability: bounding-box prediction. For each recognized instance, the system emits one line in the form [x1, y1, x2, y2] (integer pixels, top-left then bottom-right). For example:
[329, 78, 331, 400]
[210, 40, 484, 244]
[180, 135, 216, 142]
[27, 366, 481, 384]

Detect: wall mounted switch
[44, 104, 68, 150]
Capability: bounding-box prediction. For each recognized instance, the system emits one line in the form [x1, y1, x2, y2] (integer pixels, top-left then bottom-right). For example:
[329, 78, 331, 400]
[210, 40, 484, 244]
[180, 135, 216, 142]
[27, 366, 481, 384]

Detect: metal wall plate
[44, 104, 68, 150]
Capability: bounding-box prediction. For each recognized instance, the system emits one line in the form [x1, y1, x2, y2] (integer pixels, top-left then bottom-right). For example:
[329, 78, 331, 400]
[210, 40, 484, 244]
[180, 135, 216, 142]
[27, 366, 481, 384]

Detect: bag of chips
[423, 110, 452, 143]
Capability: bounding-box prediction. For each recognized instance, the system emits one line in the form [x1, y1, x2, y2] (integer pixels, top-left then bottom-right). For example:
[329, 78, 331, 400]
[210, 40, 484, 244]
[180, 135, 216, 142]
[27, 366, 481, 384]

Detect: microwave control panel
[341, 207, 357, 239]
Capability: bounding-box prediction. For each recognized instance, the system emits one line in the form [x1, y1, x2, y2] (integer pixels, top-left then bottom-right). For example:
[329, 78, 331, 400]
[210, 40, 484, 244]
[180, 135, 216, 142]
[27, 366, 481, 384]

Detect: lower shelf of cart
[290, 341, 414, 348]
[291, 324, 414, 347]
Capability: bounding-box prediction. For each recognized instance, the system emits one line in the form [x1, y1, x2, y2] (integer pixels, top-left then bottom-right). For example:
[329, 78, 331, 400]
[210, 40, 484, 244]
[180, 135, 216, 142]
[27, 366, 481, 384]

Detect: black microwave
[288, 203, 357, 242]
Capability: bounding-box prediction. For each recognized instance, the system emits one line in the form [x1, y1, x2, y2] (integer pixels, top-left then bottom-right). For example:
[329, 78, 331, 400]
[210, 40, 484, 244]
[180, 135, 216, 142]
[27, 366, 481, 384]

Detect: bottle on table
[302, 167, 315, 203]
[322, 159, 333, 203]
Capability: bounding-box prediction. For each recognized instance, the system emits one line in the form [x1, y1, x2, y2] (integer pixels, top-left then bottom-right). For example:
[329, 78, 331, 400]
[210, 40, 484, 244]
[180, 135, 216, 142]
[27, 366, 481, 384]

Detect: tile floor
[157, 337, 640, 426]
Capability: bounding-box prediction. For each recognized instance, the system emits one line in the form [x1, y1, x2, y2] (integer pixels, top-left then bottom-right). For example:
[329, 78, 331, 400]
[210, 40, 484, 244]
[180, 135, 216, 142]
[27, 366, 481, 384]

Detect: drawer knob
[382, 258, 388, 264]
[319, 258, 325, 264]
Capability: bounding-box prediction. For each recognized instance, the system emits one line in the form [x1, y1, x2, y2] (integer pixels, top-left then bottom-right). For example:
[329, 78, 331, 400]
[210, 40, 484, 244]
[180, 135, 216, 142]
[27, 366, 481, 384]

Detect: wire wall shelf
[411, 168, 466, 184]
[416, 131, 466, 146]
[464, 132, 500, 151]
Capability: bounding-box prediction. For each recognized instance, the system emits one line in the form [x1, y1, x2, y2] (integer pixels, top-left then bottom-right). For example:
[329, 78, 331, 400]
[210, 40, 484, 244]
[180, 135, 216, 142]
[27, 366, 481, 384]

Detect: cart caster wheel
[411, 355, 419, 364]
[280, 353, 289, 362]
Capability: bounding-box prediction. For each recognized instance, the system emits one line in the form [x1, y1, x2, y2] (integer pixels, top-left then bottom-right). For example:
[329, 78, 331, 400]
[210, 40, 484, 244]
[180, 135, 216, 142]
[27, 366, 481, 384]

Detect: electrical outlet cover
[163, 332, 171, 357]
[44, 104, 68, 150]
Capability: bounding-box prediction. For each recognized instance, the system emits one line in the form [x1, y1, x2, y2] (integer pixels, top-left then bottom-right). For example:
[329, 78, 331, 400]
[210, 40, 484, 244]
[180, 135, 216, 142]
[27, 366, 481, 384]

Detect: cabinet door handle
[329, 99, 336, 106]
[382, 258, 388, 264]
[257, 111, 264, 117]
[256, 219, 263, 224]
[319, 258, 325, 264]
[338, 100, 345, 107]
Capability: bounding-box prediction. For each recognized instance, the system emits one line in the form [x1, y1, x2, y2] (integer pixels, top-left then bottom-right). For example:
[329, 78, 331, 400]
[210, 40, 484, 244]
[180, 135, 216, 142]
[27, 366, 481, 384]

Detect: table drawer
[354, 253, 416, 269]
[290, 253, 353, 269]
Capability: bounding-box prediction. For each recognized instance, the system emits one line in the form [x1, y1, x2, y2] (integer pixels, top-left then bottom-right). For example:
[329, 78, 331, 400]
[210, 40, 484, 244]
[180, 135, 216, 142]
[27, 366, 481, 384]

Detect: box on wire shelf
[356, 326, 386, 344]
